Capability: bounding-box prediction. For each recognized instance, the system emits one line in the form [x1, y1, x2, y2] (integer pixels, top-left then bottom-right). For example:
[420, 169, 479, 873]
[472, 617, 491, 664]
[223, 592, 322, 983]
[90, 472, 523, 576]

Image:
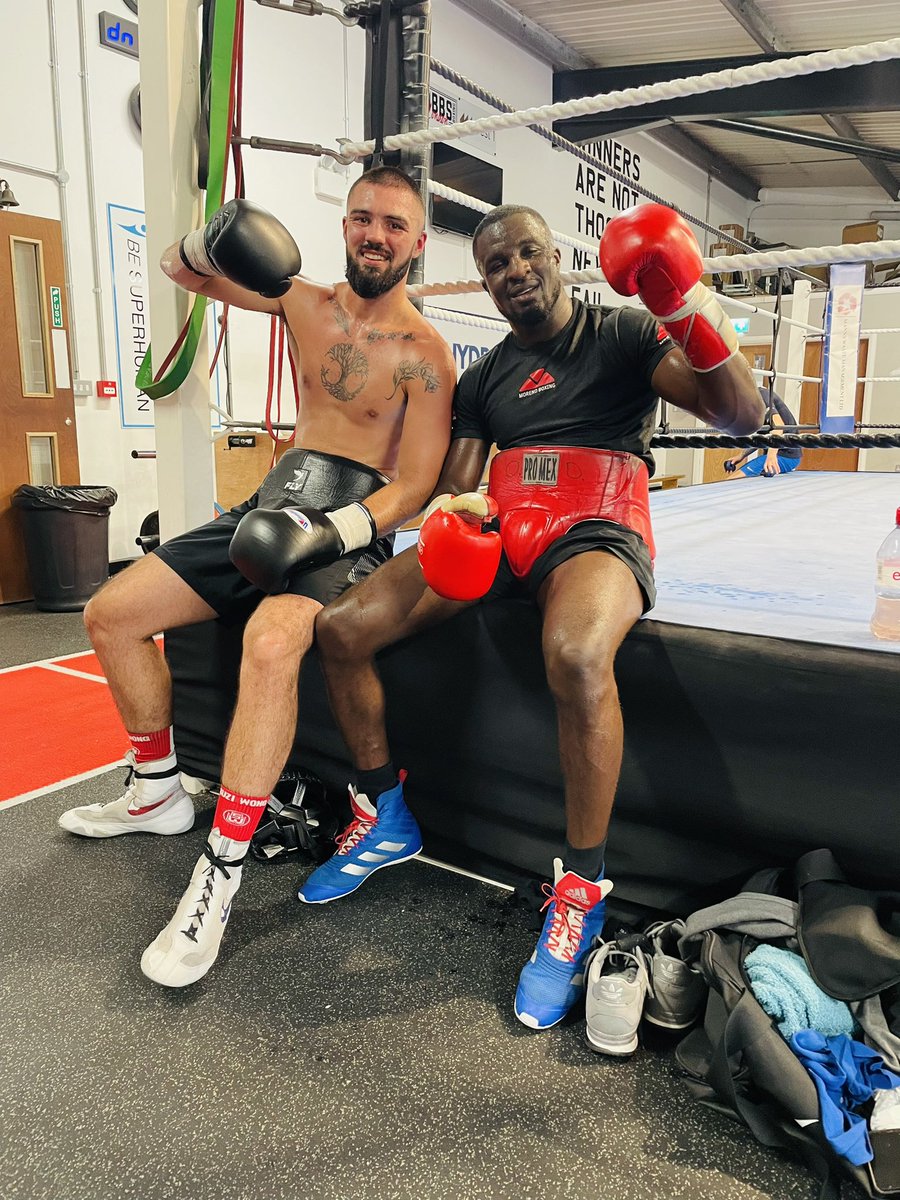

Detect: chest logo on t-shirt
[518, 368, 556, 397]
[521, 452, 559, 486]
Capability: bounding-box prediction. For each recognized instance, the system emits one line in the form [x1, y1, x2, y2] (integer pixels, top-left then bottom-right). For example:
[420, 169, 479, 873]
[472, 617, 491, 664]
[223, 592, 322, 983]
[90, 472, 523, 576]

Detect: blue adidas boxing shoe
[514, 858, 614, 1030]
[297, 775, 422, 904]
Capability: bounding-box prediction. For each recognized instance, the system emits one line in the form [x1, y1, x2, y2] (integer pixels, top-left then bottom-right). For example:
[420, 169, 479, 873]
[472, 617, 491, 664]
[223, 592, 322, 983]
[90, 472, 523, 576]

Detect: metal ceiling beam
[449, 0, 592, 71]
[698, 118, 900, 164]
[712, 1, 898, 199]
[448, 0, 761, 203]
[553, 55, 900, 141]
[649, 123, 760, 201]
[823, 114, 899, 199]
[714, 0, 788, 52]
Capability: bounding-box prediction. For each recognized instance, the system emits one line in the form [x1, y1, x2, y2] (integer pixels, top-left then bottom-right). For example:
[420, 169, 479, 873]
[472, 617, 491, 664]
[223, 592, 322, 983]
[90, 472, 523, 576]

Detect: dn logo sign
[99, 11, 139, 59]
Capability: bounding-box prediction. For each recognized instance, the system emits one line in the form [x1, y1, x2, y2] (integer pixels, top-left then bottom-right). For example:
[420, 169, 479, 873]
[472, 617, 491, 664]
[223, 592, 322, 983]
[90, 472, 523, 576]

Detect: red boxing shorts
[488, 446, 655, 579]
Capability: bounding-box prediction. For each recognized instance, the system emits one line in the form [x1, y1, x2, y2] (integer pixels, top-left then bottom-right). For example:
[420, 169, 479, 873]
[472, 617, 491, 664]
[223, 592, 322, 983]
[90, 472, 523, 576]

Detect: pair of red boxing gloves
[419, 202, 738, 601]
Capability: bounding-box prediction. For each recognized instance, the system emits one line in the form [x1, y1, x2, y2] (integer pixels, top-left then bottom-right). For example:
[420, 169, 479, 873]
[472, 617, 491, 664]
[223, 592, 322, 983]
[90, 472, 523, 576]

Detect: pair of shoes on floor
[59, 767, 423, 988]
[585, 919, 707, 1056]
[141, 776, 423, 988]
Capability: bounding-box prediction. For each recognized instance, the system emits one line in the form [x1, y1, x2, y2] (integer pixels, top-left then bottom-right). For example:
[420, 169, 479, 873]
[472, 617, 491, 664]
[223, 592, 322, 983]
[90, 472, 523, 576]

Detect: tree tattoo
[385, 359, 440, 401]
[321, 343, 369, 403]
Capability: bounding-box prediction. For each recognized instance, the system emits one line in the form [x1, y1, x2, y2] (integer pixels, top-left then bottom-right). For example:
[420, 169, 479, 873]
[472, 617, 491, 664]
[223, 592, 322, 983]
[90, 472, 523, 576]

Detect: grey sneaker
[584, 941, 651, 1056]
[643, 919, 706, 1030]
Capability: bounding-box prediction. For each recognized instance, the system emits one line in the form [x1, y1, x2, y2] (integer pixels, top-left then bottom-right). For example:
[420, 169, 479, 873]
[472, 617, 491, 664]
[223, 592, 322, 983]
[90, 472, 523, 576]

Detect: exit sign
[49, 286, 63, 328]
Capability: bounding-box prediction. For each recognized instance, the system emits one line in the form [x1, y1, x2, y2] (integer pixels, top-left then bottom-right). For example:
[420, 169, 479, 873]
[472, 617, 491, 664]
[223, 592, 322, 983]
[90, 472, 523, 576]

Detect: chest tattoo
[385, 358, 440, 401]
[329, 297, 351, 335]
[321, 343, 369, 403]
[367, 329, 415, 344]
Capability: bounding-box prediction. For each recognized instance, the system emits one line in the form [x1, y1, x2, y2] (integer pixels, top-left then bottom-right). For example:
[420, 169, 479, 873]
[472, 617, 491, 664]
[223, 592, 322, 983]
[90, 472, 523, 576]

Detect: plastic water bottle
[870, 506, 900, 640]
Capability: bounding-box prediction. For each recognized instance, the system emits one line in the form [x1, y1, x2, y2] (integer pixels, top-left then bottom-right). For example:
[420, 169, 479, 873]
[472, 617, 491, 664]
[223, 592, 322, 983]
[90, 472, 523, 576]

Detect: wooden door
[0, 211, 79, 603]
[702, 342, 771, 483]
[798, 339, 867, 472]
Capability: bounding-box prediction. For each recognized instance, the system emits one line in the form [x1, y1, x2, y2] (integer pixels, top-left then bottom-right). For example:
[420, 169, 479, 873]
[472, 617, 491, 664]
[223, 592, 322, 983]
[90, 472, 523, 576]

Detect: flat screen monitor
[430, 143, 503, 238]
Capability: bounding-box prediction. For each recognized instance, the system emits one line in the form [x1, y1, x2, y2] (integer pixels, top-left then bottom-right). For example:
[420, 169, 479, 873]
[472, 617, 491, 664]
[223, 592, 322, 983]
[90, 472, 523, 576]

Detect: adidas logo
[518, 368, 556, 396]
[567, 886, 592, 907]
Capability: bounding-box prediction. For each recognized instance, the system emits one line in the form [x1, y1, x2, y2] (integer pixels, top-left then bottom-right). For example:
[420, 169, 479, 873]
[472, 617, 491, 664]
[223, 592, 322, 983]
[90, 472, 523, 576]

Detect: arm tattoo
[385, 358, 441, 401]
[321, 343, 369, 403]
[329, 297, 351, 335]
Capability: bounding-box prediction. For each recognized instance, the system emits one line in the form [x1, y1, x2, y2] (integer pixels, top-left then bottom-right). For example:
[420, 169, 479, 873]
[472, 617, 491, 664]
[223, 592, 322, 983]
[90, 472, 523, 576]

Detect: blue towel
[790, 1031, 900, 1165]
[745, 944, 856, 1041]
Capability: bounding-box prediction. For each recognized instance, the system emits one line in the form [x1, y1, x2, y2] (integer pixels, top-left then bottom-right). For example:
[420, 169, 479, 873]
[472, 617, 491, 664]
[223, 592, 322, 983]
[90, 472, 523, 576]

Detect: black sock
[356, 762, 398, 803]
[563, 838, 607, 882]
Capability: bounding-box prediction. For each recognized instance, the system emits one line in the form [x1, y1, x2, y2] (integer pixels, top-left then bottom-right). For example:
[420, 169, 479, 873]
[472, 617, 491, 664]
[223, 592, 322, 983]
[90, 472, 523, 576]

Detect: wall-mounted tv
[430, 143, 503, 238]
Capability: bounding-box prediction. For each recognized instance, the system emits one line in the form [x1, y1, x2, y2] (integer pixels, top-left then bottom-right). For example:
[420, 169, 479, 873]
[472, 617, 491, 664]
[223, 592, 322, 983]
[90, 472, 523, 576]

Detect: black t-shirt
[451, 300, 675, 473]
[760, 389, 802, 460]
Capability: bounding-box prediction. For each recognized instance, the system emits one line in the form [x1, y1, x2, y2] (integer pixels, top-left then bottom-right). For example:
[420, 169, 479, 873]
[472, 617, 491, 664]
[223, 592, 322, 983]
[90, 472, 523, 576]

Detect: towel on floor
[745, 943, 857, 1041]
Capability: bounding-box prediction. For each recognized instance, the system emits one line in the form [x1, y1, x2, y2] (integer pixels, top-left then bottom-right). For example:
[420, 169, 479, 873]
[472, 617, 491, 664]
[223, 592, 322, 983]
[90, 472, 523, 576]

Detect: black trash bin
[11, 485, 118, 612]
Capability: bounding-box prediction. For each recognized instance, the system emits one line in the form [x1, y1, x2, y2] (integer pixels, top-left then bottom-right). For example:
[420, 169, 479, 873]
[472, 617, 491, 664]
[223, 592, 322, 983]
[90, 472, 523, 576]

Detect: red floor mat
[0, 667, 126, 804]
[53, 651, 106, 677]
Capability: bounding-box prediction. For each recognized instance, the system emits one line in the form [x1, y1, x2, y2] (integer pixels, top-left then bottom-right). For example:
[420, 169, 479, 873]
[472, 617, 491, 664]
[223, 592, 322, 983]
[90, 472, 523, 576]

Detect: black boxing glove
[229, 502, 377, 594]
[179, 199, 301, 298]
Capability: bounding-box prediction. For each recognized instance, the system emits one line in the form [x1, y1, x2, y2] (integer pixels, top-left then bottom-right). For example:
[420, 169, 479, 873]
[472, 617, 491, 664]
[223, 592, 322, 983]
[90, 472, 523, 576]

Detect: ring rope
[718, 294, 824, 335]
[421, 304, 508, 333]
[343, 38, 900, 159]
[409, 240, 900, 299]
[650, 432, 900, 448]
[429, 59, 761, 258]
[428, 180, 598, 258]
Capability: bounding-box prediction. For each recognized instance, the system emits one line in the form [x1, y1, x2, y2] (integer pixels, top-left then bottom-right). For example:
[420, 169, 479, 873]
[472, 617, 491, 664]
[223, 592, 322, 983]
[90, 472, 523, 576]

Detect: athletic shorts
[483, 519, 656, 613]
[740, 453, 802, 477]
[154, 448, 394, 625]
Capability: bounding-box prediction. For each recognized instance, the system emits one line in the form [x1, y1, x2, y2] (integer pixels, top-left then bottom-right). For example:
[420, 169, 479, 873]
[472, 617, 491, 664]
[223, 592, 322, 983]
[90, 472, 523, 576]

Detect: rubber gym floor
[0, 601, 864, 1200]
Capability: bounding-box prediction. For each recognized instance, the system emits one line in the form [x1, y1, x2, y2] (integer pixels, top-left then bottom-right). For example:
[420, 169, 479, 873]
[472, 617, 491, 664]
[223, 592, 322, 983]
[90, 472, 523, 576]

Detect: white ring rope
[718, 294, 824, 336]
[752, 370, 823, 384]
[409, 240, 900, 298]
[428, 180, 599, 258]
[343, 37, 900, 159]
[422, 305, 508, 333]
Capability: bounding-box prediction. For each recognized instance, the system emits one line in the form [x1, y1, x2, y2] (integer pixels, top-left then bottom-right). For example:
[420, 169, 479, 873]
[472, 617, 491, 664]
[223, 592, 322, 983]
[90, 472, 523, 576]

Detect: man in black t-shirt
[311, 203, 765, 1032]
[725, 387, 804, 477]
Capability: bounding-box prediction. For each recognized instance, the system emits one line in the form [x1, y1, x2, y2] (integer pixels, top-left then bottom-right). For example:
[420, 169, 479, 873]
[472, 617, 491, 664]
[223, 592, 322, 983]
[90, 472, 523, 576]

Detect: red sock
[128, 727, 174, 765]
[212, 785, 269, 844]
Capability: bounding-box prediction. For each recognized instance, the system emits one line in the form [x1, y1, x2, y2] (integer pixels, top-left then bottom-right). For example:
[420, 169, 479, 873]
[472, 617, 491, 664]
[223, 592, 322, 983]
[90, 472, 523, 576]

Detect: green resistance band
[135, 0, 238, 401]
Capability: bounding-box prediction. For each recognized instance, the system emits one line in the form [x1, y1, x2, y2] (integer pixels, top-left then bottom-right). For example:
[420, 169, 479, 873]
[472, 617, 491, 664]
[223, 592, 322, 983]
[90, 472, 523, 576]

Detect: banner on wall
[821, 262, 864, 433]
[106, 203, 224, 429]
[568, 138, 647, 307]
[430, 86, 496, 158]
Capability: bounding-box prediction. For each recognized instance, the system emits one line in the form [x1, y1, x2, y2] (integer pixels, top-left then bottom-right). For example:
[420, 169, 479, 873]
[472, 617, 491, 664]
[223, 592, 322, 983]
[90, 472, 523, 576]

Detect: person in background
[724, 386, 803, 477]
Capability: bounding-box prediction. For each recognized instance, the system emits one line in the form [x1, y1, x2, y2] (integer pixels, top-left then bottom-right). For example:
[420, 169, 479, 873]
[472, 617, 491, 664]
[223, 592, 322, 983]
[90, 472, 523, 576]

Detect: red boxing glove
[600, 203, 738, 372]
[417, 496, 501, 602]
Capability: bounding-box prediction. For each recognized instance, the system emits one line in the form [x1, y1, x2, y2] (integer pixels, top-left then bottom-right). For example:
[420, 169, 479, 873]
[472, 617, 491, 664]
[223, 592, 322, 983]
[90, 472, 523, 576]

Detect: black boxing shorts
[154, 449, 394, 624]
[484, 446, 656, 612]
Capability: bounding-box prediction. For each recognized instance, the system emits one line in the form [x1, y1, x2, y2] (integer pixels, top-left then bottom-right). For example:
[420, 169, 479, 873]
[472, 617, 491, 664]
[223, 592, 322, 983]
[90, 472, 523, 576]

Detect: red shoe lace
[335, 815, 375, 856]
[539, 883, 586, 963]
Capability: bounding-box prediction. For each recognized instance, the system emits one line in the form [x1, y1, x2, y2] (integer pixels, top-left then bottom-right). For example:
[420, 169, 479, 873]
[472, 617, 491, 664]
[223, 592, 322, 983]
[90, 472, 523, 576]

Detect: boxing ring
[169, 469, 900, 917]
[153, 7, 900, 916]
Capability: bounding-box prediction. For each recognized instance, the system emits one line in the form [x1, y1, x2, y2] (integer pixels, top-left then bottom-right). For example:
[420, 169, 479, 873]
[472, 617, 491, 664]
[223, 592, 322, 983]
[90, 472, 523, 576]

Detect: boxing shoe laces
[57, 752, 195, 838]
[514, 858, 613, 1030]
[297, 772, 421, 904]
[140, 842, 243, 988]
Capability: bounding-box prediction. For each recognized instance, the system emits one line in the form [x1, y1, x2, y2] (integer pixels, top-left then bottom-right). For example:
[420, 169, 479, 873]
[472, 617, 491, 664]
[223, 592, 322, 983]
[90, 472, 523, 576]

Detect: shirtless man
[58, 166, 456, 988]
